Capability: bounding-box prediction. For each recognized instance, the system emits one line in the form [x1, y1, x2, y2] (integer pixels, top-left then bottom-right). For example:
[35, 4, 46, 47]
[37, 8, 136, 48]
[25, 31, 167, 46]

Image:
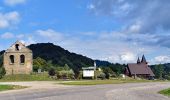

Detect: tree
[102, 67, 115, 79]
[48, 67, 56, 76]
[0, 55, 3, 67]
[109, 63, 125, 76]
[63, 64, 70, 70]
[154, 64, 164, 79]
[33, 57, 48, 72]
[96, 70, 106, 80]
[55, 64, 75, 79]
[0, 54, 5, 78]
[0, 67, 6, 79]
[28, 43, 94, 71]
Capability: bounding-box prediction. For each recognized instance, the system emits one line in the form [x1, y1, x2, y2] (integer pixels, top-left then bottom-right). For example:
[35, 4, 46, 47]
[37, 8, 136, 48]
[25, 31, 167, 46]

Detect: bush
[77, 71, 83, 80]
[56, 69, 75, 79]
[48, 68, 56, 76]
[98, 73, 106, 80]
[165, 75, 170, 80]
[0, 67, 6, 79]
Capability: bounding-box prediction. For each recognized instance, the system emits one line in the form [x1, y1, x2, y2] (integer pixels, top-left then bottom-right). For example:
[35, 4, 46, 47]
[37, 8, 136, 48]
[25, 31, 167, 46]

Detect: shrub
[0, 67, 6, 79]
[56, 69, 75, 79]
[77, 71, 83, 80]
[98, 73, 106, 80]
[48, 68, 56, 76]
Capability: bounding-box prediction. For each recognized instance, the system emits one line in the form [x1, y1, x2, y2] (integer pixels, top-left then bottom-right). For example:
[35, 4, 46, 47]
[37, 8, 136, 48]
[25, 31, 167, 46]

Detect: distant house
[125, 55, 155, 79]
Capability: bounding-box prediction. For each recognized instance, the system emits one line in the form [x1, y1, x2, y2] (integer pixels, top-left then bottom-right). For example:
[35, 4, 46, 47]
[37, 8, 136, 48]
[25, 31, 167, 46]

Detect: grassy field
[0, 73, 53, 82]
[0, 85, 27, 91]
[159, 88, 170, 97]
[60, 79, 167, 85]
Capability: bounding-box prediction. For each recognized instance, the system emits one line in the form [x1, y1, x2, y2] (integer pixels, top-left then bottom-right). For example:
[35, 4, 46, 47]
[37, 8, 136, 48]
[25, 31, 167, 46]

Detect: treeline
[95, 60, 126, 76]
[28, 43, 94, 73]
[33, 57, 78, 79]
[33, 57, 126, 79]
[150, 64, 170, 80]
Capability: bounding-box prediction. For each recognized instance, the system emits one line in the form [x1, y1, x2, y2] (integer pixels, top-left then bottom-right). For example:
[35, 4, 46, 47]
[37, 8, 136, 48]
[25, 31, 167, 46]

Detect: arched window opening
[20, 55, 25, 64]
[9, 55, 14, 64]
[15, 44, 19, 51]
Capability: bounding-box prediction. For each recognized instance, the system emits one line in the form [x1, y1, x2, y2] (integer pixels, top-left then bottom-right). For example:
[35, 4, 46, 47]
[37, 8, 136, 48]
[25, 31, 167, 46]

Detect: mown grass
[159, 88, 170, 97]
[0, 85, 27, 91]
[0, 73, 53, 82]
[60, 79, 167, 85]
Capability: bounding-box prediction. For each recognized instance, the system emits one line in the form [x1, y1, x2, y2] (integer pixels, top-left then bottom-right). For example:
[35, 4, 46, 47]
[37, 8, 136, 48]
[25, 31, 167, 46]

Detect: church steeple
[137, 57, 140, 64]
[141, 55, 147, 64]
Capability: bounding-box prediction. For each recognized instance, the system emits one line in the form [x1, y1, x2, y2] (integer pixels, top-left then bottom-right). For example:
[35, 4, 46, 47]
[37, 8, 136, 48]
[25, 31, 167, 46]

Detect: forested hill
[27, 43, 94, 70]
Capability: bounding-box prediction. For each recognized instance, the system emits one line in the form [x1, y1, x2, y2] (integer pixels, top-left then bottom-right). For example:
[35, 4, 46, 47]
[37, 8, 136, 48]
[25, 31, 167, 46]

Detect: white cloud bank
[13, 29, 151, 64]
[154, 55, 170, 64]
[120, 52, 136, 63]
[4, 0, 26, 6]
[0, 11, 20, 28]
[1, 32, 14, 39]
[0, 32, 24, 39]
[2, 28, 169, 64]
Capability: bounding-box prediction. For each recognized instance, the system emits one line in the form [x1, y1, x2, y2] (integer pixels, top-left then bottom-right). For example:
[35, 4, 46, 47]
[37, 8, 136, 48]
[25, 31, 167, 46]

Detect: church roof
[127, 63, 155, 76]
[141, 55, 147, 63]
[5, 40, 32, 53]
[137, 57, 140, 64]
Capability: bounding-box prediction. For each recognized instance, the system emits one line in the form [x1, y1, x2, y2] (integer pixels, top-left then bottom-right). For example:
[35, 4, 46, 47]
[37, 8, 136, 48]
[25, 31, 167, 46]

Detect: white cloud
[128, 21, 141, 33]
[36, 29, 63, 41]
[120, 3, 131, 11]
[87, 4, 95, 10]
[1, 32, 14, 39]
[10, 29, 168, 64]
[4, 0, 26, 6]
[20, 40, 25, 44]
[120, 52, 136, 63]
[154, 55, 170, 64]
[16, 34, 24, 38]
[26, 37, 36, 45]
[20, 36, 36, 46]
[0, 11, 20, 28]
[1, 32, 24, 39]
[26, 29, 158, 64]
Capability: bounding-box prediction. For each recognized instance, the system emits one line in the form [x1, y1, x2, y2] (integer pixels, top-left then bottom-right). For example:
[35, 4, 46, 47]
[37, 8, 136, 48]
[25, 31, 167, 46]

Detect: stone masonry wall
[3, 41, 33, 75]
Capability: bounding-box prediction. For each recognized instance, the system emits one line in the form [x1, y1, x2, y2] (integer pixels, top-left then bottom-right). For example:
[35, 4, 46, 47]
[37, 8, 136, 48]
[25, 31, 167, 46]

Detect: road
[0, 82, 169, 100]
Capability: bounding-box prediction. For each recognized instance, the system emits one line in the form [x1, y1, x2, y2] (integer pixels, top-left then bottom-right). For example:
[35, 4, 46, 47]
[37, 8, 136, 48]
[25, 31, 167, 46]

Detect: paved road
[0, 82, 169, 100]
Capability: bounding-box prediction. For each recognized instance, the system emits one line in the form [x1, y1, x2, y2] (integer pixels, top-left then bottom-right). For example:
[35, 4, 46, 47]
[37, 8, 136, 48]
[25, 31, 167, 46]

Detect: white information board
[83, 70, 94, 77]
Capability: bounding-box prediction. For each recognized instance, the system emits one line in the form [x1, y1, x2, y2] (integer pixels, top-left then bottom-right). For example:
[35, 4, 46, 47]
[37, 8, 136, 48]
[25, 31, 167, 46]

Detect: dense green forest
[150, 64, 170, 80]
[95, 60, 126, 76]
[27, 43, 94, 72]
[96, 60, 170, 79]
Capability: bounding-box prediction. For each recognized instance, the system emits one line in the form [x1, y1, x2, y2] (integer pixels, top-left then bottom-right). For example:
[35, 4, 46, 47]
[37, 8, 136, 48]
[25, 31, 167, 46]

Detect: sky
[0, 0, 170, 65]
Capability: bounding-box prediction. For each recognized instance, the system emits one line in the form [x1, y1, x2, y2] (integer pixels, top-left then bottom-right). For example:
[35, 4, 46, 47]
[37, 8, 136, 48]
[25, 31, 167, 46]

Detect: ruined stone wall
[3, 41, 33, 75]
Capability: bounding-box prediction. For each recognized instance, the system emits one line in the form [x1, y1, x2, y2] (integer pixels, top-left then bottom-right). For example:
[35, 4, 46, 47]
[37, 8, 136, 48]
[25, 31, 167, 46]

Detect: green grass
[0, 85, 27, 91]
[159, 88, 170, 97]
[60, 79, 167, 85]
[0, 73, 53, 82]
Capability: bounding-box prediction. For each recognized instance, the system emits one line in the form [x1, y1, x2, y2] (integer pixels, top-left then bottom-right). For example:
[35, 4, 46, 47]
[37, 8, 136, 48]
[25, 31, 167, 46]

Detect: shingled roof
[126, 55, 155, 77]
[127, 63, 155, 76]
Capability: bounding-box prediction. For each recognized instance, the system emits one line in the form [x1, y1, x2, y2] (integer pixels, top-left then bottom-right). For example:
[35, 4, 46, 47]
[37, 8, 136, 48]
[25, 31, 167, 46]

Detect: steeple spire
[141, 55, 147, 64]
[137, 57, 140, 64]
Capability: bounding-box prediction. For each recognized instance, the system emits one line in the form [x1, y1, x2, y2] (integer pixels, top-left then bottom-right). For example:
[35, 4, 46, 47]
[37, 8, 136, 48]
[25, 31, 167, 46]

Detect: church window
[20, 55, 25, 64]
[15, 44, 19, 51]
[9, 55, 14, 64]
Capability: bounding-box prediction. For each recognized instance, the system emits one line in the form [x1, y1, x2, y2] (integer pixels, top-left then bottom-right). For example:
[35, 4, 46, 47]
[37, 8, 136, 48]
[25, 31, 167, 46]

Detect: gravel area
[0, 81, 169, 100]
